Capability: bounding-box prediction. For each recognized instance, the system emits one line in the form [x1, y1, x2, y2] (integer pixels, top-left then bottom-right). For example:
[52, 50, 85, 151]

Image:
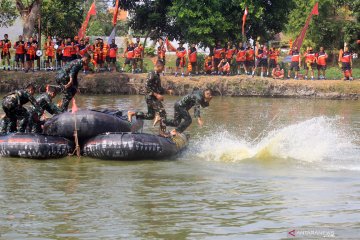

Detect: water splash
[190, 117, 360, 170]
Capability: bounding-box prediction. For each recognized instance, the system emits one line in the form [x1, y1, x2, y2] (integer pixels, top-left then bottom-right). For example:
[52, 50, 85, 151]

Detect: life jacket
[1, 39, 11, 53]
[70, 41, 78, 55]
[157, 45, 166, 58]
[93, 44, 101, 60]
[134, 43, 143, 58]
[176, 47, 187, 58]
[109, 44, 118, 58]
[189, 47, 197, 62]
[226, 48, 235, 59]
[126, 46, 134, 58]
[269, 50, 278, 60]
[44, 42, 54, 57]
[26, 42, 36, 56]
[246, 49, 254, 61]
[291, 50, 300, 62]
[78, 44, 87, 56]
[317, 51, 327, 66]
[103, 44, 109, 57]
[63, 43, 73, 57]
[305, 51, 316, 63]
[236, 49, 246, 62]
[341, 52, 351, 63]
[14, 41, 25, 54]
[213, 47, 224, 59]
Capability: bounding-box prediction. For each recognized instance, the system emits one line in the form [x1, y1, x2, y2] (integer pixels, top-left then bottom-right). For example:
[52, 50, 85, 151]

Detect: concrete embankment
[0, 71, 359, 100]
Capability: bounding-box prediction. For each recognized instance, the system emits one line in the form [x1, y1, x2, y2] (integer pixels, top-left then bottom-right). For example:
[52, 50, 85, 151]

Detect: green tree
[286, 0, 360, 51]
[15, 0, 42, 37]
[0, 0, 17, 27]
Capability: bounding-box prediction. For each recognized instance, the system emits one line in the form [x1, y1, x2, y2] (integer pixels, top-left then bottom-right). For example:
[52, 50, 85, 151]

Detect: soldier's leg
[61, 86, 77, 111]
[16, 107, 30, 133]
[175, 109, 192, 133]
[164, 105, 182, 127]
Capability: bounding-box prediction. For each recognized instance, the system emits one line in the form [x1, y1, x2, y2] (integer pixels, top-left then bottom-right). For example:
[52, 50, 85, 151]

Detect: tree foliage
[0, 0, 17, 27]
[286, 0, 360, 51]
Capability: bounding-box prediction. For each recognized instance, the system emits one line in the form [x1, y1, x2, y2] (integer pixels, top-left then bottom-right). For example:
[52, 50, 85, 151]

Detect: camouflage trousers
[136, 96, 167, 132]
[27, 110, 45, 133]
[60, 86, 77, 112]
[163, 103, 192, 133]
[1, 106, 29, 133]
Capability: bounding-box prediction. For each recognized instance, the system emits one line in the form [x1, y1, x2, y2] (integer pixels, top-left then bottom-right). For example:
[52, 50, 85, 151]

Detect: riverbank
[0, 71, 359, 99]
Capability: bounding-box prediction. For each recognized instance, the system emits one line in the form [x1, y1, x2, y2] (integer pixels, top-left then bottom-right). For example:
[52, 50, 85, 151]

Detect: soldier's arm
[46, 102, 63, 114]
[28, 94, 41, 110]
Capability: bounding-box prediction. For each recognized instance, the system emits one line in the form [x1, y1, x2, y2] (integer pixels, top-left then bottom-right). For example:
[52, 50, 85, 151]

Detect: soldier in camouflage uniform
[1, 84, 40, 133]
[164, 89, 212, 135]
[128, 60, 168, 135]
[55, 53, 90, 111]
[27, 85, 63, 133]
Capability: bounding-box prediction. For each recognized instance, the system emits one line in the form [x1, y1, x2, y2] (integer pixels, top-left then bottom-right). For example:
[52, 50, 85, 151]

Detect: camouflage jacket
[30, 93, 62, 115]
[177, 90, 209, 118]
[58, 59, 83, 85]
[2, 89, 39, 109]
[145, 71, 165, 96]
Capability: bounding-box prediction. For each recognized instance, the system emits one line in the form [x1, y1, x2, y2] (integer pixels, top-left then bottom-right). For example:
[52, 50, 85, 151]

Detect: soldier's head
[203, 89, 213, 103]
[18, 35, 23, 41]
[26, 83, 36, 95]
[46, 85, 58, 98]
[82, 53, 91, 65]
[4, 34, 8, 39]
[155, 59, 165, 73]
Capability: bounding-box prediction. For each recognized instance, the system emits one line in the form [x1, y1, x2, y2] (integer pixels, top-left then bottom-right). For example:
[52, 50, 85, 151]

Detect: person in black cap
[1, 83, 40, 133]
[27, 85, 63, 133]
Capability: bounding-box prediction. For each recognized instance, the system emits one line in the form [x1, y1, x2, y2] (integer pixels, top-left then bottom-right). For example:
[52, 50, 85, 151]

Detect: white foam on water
[190, 117, 360, 171]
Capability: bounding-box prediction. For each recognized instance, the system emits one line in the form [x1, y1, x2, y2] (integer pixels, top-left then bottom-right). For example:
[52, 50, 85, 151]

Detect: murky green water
[1, 95, 360, 239]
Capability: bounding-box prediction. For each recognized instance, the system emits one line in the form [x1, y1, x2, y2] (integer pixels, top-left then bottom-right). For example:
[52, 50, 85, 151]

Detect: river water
[1, 95, 360, 239]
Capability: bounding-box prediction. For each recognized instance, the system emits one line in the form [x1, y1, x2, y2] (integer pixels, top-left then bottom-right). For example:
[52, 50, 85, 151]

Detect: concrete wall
[0, 17, 23, 42]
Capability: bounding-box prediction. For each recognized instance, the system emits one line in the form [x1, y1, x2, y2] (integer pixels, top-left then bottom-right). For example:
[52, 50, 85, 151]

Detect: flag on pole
[165, 37, 176, 52]
[78, 2, 97, 40]
[108, 27, 117, 44]
[242, 7, 248, 37]
[113, 0, 120, 26]
[292, 2, 318, 50]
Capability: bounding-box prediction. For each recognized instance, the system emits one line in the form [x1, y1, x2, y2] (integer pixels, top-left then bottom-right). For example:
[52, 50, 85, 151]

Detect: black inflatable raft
[83, 132, 188, 160]
[0, 133, 73, 159]
[43, 109, 143, 141]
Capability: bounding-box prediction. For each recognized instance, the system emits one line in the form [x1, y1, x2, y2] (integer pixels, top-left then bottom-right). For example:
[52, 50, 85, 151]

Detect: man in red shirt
[44, 36, 55, 71]
[122, 41, 135, 73]
[287, 46, 300, 79]
[133, 37, 144, 73]
[212, 41, 224, 74]
[14, 35, 25, 71]
[25, 37, 36, 72]
[272, 64, 284, 79]
[1, 34, 12, 71]
[246, 45, 255, 76]
[316, 46, 328, 80]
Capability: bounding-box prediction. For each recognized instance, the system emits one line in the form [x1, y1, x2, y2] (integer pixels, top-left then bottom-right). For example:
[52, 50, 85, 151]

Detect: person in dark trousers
[127, 60, 168, 136]
[1, 83, 40, 133]
[55, 53, 90, 111]
[164, 89, 213, 136]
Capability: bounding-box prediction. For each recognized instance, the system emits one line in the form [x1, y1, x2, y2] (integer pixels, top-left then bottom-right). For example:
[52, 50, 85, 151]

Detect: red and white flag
[113, 0, 120, 26]
[78, 2, 97, 40]
[242, 7, 248, 36]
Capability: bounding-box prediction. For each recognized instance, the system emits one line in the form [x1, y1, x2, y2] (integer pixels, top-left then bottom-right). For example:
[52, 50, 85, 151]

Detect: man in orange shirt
[157, 38, 166, 74]
[303, 47, 316, 80]
[188, 43, 198, 75]
[1, 34, 12, 71]
[204, 55, 213, 74]
[236, 42, 247, 75]
[44, 36, 55, 71]
[107, 38, 118, 72]
[14, 35, 25, 71]
[268, 47, 279, 76]
[62, 37, 73, 65]
[212, 41, 224, 74]
[272, 64, 284, 79]
[122, 41, 135, 73]
[246, 45, 255, 76]
[288, 46, 300, 79]
[225, 41, 235, 73]
[175, 42, 187, 77]
[339, 46, 353, 81]
[133, 37, 144, 73]
[316, 46, 328, 80]
[25, 37, 36, 72]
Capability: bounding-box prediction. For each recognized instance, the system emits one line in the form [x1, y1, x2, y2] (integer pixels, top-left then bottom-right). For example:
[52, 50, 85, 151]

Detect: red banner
[165, 38, 176, 52]
[78, 2, 97, 40]
[242, 8, 248, 37]
[113, 0, 120, 26]
[292, 2, 318, 50]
